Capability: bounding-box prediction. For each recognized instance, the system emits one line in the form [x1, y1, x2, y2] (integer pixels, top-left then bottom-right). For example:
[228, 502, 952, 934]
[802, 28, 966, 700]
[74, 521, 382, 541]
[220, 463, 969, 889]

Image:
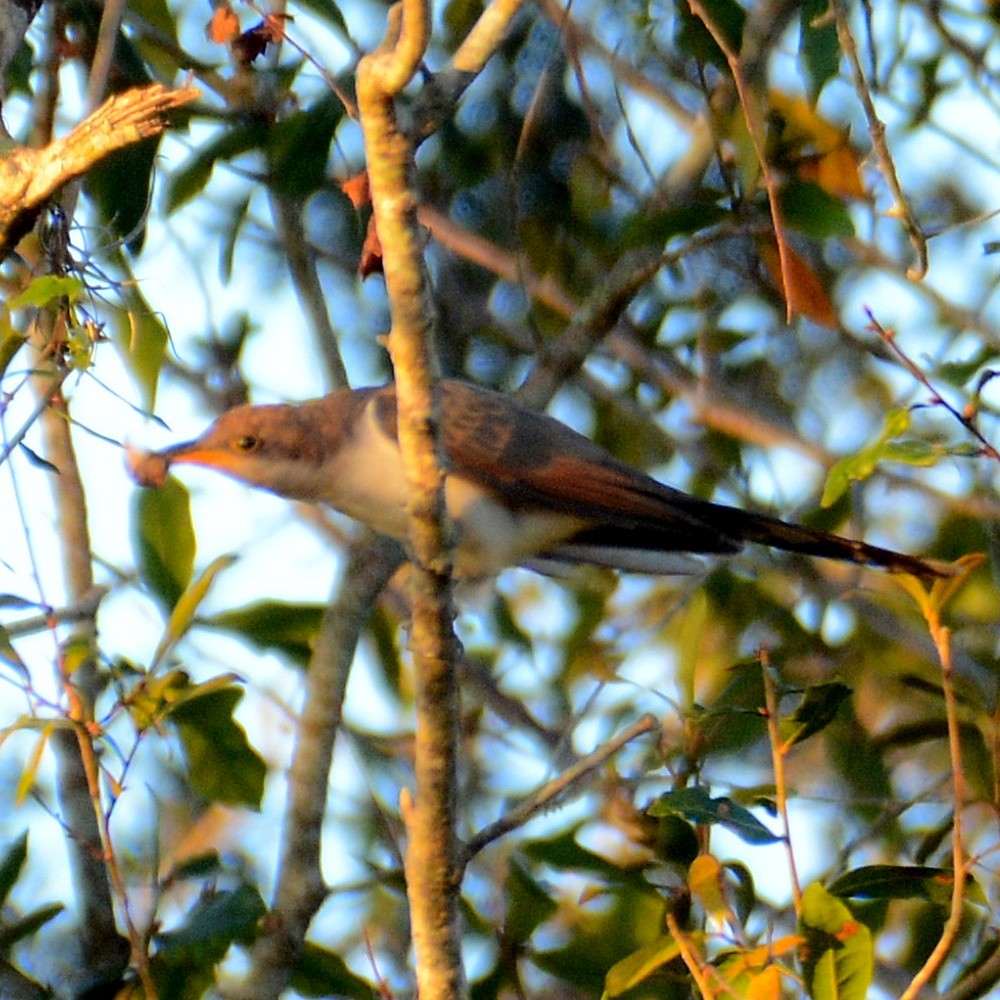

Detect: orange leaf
[341, 171, 371, 210]
[359, 215, 383, 278]
[206, 3, 240, 45]
[760, 239, 838, 328]
[798, 146, 867, 200]
[746, 965, 783, 1000]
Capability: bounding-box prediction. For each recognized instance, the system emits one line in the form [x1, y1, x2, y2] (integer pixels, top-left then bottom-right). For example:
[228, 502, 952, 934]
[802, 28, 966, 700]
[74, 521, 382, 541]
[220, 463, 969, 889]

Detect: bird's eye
[235, 435, 260, 452]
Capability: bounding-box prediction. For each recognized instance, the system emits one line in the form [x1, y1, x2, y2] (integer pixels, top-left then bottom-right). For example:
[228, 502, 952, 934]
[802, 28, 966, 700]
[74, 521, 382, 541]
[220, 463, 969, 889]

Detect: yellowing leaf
[769, 91, 845, 152]
[689, 853, 729, 922]
[15, 722, 54, 806]
[746, 964, 783, 1000]
[800, 882, 873, 1000]
[603, 935, 685, 998]
[151, 554, 238, 671]
[798, 145, 867, 200]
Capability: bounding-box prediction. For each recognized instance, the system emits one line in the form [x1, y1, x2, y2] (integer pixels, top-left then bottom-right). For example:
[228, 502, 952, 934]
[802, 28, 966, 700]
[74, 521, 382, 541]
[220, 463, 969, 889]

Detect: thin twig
[84, 0, 128, 112]
[268, 194, 349, 390]
[832, 0, 927, 280]
[900, 622, 968, 1000]
[666, 911, 714, 1000]
[3, 587, 108, 638]
[463, 714, 659, 859]
[760, 650, 802, 917]
[867, 308, 1000, 462]
[686, 0, 798, 323]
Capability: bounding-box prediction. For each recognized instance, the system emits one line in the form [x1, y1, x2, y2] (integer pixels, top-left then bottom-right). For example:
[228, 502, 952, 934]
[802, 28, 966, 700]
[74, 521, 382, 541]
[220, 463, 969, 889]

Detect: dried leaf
[206, 3, 240, 45]
[341, 171, 370, 209]
[359, 215, 383, 277]
[760, 238, 838, 327]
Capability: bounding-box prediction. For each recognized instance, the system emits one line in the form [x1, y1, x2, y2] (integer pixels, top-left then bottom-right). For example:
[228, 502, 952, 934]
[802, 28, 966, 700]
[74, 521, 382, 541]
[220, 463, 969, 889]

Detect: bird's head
[127, 402, 331, 501]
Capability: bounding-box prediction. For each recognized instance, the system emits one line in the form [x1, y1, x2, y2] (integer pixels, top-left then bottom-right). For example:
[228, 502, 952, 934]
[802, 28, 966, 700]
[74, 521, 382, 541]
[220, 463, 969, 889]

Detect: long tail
[722, 505, 946, 579]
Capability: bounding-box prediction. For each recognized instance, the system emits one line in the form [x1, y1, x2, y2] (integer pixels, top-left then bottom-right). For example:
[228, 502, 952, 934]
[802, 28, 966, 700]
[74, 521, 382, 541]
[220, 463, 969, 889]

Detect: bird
[127, 380, 946, 581]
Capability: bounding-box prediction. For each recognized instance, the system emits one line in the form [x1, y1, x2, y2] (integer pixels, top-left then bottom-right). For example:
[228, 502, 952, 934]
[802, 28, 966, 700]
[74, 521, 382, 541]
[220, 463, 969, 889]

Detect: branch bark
[357, 3, 466, 998]
[229, 535, 403, 1000]
[0, 83, 199, 258]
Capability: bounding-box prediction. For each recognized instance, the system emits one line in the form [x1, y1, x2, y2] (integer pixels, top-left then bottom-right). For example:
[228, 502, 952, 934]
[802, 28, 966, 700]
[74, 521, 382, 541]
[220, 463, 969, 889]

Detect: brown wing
[413, 381, 740, 555]
[372, 381, 945, 576]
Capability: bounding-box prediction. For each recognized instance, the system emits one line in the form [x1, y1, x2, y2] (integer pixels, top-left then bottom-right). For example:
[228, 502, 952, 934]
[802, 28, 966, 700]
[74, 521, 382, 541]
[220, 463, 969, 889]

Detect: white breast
[317, 401, 582, 577]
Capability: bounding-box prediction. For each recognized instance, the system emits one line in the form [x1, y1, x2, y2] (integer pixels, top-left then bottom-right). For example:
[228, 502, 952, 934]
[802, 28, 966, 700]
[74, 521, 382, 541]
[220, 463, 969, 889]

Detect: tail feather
[555, 502, 947, 579]
[724, 506, 946, 578]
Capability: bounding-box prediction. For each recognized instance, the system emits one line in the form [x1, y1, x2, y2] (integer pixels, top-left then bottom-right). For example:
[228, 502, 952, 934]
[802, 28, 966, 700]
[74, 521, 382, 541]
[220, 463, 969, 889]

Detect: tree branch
[357, 3, 466, 998]
[462, 714, 659, 860]
[229, 534, 403, 1000]
[0, 83, 199, 258]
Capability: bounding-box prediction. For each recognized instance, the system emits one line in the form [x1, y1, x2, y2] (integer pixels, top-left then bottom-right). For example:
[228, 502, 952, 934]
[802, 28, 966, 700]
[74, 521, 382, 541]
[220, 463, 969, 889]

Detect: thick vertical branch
[229, 535, 403, 1000]
[357, 3, 466, 999]
[28, 352, 130, 988]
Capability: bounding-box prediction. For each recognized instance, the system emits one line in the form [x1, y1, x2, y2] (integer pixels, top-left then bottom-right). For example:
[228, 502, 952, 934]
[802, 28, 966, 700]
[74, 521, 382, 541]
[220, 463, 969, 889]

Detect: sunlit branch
[462, 714, 659, 860]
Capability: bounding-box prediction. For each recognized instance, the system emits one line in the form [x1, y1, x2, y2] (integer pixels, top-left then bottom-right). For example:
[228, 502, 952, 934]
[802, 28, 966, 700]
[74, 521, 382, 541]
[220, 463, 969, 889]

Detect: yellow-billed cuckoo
[127, 380, 944, 580]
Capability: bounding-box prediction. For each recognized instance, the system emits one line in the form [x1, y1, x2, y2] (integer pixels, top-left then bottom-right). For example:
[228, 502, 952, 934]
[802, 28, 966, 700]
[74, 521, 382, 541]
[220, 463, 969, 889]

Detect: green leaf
[267, 93, 343, 198]
[647, 787, 781, 845]
[821, 407, 913, 506]
[219, 196, 252, 282]
[84, 139, 159, 254]
[7, 275, 85, 310]
[0, 595, 41, 611]
[724, 861, 757, 925]
[4, 40, 33, 99]
[0, 903, 66, 955]
[17, 442, 58, 474]
[800, 0, 840, 102]
[152, 554, 238, 670]
[675, 0, 746, 68]
[164, 120, 270, 215]
[935, 347, 1000, 387]
[0, 903, 64, 952]
[826, 705, 894, 828]
[780, 180, 855, 238]
[200, 600, 324, 667]
[620, 200, 727, 248]
[132, 475, 196, 612]
[0, 625, 27, 678]
[696, 660, 768, 757]
[0, 327, 26, 380]
[292, 942, 377, 999]
[603, 934, 684, 998]
[162, 851, 223, 884]
[168, 686, 267, 809]
[109, 270, 169, 411]
[367, 604, 402, 692]
[671, 589, 708, 711]
[0, 834, 27, 907]
[15, 722, 54, 805]
[779, 682, 852, 750]
[881, 439, 940, 466]
[504, 860, 558, 944]
[828, 865, 985, 906]
[649, 814, 700, 867]
[524, 829, 628, 880]
[158, 884, 265, 955]
[489, 593, 533, 653]
[800, 882, 873, 1000]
